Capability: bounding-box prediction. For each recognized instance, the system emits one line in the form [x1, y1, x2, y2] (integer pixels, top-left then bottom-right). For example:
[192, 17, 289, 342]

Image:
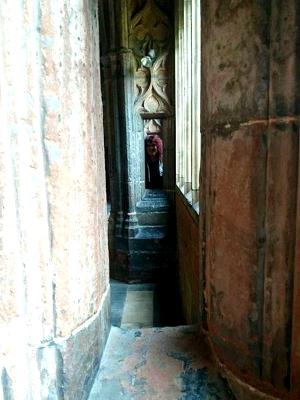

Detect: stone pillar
[118, 49, 141, 237]
[0, 1, 110, 399]
[202, 0, 300, 398]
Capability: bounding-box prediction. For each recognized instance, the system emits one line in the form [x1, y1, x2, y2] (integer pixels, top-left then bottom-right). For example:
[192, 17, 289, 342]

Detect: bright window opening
[175, 0, 201, 211]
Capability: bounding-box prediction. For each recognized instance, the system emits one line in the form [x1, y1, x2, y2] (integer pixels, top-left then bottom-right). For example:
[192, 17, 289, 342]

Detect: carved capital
[134, 53, 172, 116]
[130, 0, 173, 117]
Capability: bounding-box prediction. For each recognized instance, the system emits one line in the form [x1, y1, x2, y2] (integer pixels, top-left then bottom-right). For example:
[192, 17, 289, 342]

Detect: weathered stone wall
[202, 0, 300, 398]
[176, 193, 202, 324]
[0, 1, 110, 399]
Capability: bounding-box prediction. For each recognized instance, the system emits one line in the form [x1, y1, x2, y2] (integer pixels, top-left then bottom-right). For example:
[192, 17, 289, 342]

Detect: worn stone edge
[42, 286, 111, 400]
[62, 285, 111, 400]
[54, 286, 111, 346]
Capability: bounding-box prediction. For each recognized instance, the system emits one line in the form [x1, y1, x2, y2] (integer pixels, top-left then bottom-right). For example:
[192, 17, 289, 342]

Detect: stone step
[135, 226, 167, 239]
[137, 210, 168, 226]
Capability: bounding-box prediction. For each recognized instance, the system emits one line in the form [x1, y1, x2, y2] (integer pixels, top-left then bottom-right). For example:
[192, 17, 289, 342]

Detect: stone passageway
[2, 1, 300, 399]
[88, 281, 235, 400]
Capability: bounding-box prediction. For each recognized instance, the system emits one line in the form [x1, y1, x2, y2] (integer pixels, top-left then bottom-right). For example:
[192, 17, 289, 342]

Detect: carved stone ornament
[129, 0, 171, 60]
[129, 0, 173, 117]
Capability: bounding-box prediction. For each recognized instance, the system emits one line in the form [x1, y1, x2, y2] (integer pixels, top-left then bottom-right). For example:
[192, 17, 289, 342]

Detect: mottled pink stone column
[0, 1, 110, 399]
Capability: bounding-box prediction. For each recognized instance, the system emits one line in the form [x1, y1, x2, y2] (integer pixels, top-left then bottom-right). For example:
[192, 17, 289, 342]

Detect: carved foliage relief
[129, 0, 172, 116]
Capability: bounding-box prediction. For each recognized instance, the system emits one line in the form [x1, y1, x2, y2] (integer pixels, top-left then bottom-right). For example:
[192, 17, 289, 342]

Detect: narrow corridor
[2, 1, 300, 399]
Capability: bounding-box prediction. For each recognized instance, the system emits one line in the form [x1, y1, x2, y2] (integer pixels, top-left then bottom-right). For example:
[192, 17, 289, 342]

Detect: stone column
[202, 0, 300, 398]
[118, 49, 140, 237]
[0, 1, 110, 399]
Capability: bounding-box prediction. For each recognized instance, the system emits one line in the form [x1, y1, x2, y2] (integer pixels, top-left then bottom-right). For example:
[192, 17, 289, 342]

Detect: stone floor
[110, 280, 156, 328]
[110, 279, 182, 328]
[89, 326, 234, 400]
[88, 280, 235, 400]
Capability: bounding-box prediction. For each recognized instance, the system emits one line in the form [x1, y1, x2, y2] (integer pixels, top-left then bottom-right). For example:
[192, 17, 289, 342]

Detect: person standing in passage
[145, 134, 163, 189]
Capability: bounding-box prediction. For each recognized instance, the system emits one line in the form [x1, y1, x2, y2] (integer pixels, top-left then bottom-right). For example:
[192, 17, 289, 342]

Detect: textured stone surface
[269, 0, 300, 117]
[262, 122, 298, 387]
[202, 0, 270, 126]
[0, 0, 110, 398]
[201, 0, 300, 398]
[207, 123, 267, 377]
[39, 0, 109, 338]
[89, 326, 234, 400]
